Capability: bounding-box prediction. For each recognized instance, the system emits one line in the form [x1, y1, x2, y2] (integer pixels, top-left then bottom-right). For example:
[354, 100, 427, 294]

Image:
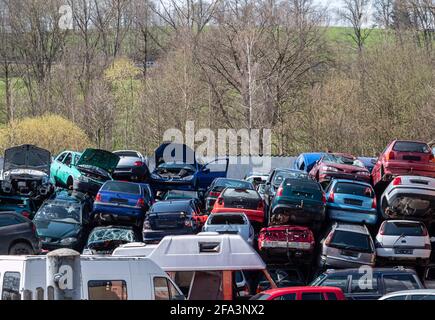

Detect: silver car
[380, 175, 435, 223]
[319, 222, 376, 269]
[203, 213, 255, 246]
[379, 289, 435, 300]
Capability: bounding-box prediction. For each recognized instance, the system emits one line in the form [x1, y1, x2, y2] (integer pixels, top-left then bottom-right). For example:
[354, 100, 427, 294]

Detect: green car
[51, 149, 120, 196]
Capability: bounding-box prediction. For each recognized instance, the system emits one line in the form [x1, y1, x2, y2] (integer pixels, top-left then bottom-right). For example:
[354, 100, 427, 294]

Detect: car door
[264, 170, 277, 208]
[196, 159, 229, 190]
[348, 273, 381, 300]
[0, 213, 23, 255]
[60, 153, 74, 185]
[51, 152, 67, 184]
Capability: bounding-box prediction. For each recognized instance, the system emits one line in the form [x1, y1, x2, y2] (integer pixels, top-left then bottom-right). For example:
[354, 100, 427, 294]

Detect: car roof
[331, 179, 373, 187]
[262, 286, 342, 295]
[333, 222, 370, 234]
[324, 266, 417, 275]
[382, 289, 435, 298]
[383, 219, 423, 224]
[49, 190, 89, 203]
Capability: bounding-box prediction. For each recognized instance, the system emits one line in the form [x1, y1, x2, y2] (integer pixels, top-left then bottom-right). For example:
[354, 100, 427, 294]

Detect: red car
[309, 153, 371, 187]
[372, 140, 435, 187]
[211, 188, 265, 230]
[251, 286, 346, 300]
[258, 225, 315, 263]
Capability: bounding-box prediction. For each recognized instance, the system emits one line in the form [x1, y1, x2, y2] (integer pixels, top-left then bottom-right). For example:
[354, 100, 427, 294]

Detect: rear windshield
[330, 230, 372, 252]
[393, 141, 430, 153]
[223, 188, 260, 199]
[273, 171, 308, 186]
[210, 215, 246, 225]
[283, 179, 321, 191]
[88, 228, 136, 243]
[165, 191, 198, 200]
[214, 180, 253, 191]
[334, 183, 374, 198]
[102, 182, 141, 195]
[152, 201, 190, 213]
[383, 222, 425, 236]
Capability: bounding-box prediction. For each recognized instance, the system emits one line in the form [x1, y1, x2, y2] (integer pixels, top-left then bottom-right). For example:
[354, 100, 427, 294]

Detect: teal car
[51, 149, 120, 196]
[0, 195, 39, 219]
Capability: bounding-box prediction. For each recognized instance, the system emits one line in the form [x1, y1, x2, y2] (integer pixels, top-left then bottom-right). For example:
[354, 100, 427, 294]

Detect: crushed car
[0, 145, 54, 201]
[150, 143, 229, 192]
[83, 226, 142, 255]
[380, 176, 435, 224]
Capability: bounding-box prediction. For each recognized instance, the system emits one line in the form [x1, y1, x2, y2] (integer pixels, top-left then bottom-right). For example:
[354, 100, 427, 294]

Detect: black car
[263, 169, 309, 208]
[204, 178, 255, 212]
[310, 267, 424, 300]
[33, 190, 93, 252]
[83, 226, 142, 255]
[112, 150, 150, 182]
[143, 200, 201, 244]
[0, 211, 40, 255]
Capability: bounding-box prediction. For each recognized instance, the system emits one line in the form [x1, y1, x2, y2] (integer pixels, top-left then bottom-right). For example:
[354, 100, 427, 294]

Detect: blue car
[357, 157, 377, 173]
[150, 143, 229, 192]
[93, 181, 154, 227]
[324, 179, 378, 225]
[293, 153, 325, 173]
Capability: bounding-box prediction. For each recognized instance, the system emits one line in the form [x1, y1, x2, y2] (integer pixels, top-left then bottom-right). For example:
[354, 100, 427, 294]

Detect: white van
[0, 255, 184, 300]
[113, 233, 277, 300]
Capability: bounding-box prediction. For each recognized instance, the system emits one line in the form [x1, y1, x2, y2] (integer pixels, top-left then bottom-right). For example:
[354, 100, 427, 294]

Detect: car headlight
[78, 175, 89, 183]
[60, 237, 78, 245]
[143, 220, 151, 230]
[182, 175, 194, 181]
[356, 171, 370, 176]
[321, 166, 339, 173]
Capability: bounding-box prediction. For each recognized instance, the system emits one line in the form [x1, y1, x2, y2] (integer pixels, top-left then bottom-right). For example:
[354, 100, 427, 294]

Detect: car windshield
[330, 230, 372, 252]
[214, 180, 253, 191]
[323, 154, 365, 168]
[273, 171, 308, 186]
[101, 181, 141, 195]
[334, 183, 374, 198]
[35, 202, 81, 224]
[87, 228, 136, 244]
[393, 141, 430, 153]
[384, 222, 425, 236]
[165, 191, 198, 200]
[210, 214, 246, 225]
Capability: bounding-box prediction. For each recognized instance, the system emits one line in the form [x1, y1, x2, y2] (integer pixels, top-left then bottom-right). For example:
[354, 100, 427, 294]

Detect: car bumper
[319, 173, 371, 184]
[328, 208, 378, 225]
[376, 248, 431, 259]
[113, 168, 147, 181]
[143, 228, 195, 243]
[383, 164, 435, 179]
[384, 187, 435, 218]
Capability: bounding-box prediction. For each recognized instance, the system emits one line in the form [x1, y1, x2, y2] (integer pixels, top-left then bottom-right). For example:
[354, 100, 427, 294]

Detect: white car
[203, 212, 255, 246]
[376, 220, 431, 266]
[379, 289, 435, 300]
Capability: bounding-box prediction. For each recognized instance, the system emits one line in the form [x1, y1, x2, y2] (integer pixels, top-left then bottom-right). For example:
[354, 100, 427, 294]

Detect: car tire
[9, 242, 34, 255]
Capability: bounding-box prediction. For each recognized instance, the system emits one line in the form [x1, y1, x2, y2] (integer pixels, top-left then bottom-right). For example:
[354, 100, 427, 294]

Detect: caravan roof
[112, 243, 158, 257]
[147, 233, 266, 272]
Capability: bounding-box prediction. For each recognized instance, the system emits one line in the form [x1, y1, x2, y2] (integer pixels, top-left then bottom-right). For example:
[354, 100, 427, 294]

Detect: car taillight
[217, 197, 224, 206]
[322, 193, 327, 204]
[392, 177, 402, 186]
[257, 201, 264, 211]
[379, 222, 386, 235]
[422, 225, 428, 236]
[210, 191, 221, 197]
[95, 193, 102, 202]
[324, 232, 334, 246]
[136, 198, 145, 208]
[276, 186, 284, 197]
[185, 220, 193, 228]
[22, 211, 30, 219]
[386, 151, 395, 160]
[430, 153, 434, 162]
[372, 197, 377, 209]
[328, 191, 335, 203]
[134, 161, 144, 167]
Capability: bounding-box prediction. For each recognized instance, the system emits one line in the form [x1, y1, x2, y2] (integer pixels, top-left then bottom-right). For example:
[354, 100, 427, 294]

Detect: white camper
[0, 255, 184, 300]
[113, 233, 277, 300]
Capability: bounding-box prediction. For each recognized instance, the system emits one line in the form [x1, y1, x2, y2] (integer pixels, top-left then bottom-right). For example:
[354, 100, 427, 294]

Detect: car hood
[35, 220, 81, 239]
[77, 149, 120, 174]
[3, 145, 51, 175]
[154, 143, 197, 167]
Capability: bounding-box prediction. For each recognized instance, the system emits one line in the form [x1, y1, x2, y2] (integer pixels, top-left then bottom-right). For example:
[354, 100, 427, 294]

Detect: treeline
[0, 0, 434, 156]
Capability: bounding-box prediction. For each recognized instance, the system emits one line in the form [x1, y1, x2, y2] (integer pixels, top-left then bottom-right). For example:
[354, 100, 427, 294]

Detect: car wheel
[9, 242, 34, 255]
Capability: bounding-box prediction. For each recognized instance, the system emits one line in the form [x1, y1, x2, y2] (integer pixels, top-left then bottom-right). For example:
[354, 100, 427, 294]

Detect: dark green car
[269, 178, 326, 231]
[0, 195, 39, 220]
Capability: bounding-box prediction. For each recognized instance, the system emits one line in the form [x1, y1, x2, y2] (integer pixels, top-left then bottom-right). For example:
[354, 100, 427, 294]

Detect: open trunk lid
[77, 149, 120, 174]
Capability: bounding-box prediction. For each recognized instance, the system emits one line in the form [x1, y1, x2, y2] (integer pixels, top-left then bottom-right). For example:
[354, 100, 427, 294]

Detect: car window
[318, 275, 349, 292]
[214, 180, 254, 191]
[0, 214, 23, 227]
[2, 272, 21, 300]
[223, 188, 260, 199]
[154, 277, 183, 300]
[330, 230, 373, 253]
[273, 172, 308, 187]
[301, 292, 324, 300]
[210, 215, 245, 225]
[334, 183, 374, 198]
[57, 153, 67, 163]
[326, 292, 338, 300]
[426, 267, 435, 280]
[383, 222, 425, 236]
[88, 280, 128, 300]
[63, 153, 73, 166]
[392, 141, 430, 153]
[274, 293, 296, 301]
[410, 295, 435, 300]
[74, 155, 80, 165]
[350, 274, 379, 294]
[383, 274, 420, 294]
[252, 293, 271, 300]
[101, 182, 141, 195]
[384, 295, 407, 300]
